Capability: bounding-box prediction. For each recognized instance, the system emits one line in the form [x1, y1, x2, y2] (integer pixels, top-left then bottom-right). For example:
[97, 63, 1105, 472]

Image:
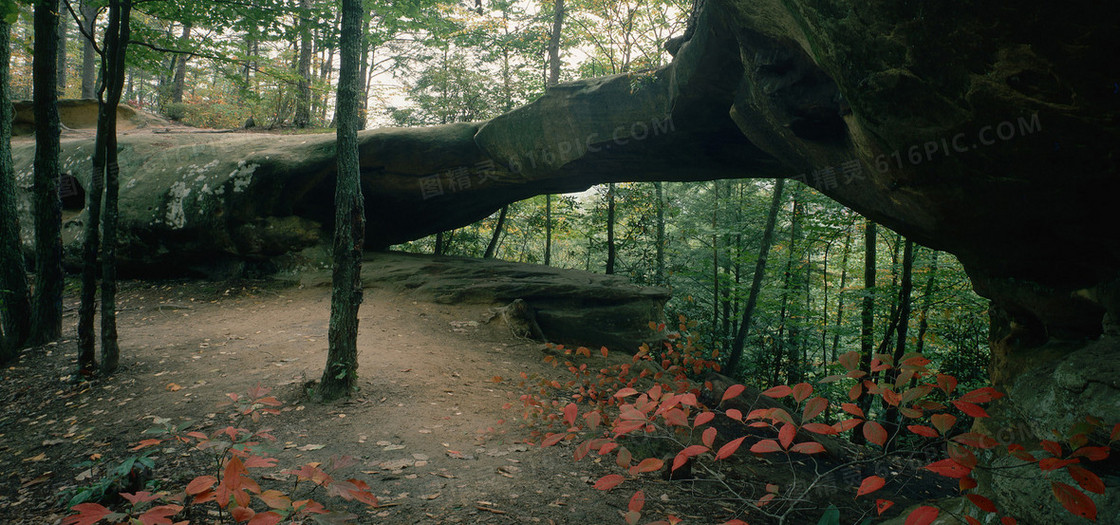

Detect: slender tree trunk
[725, 178, 784, 377]
[354, 10, 368, 128]
[883, 239, 915, 446]
[484, 206, 508, 259]
[547, 0, 564, 86]
[774, 186, 803, 384]
[655, 181, 665, 285]
[80, 1, 98, 99]
[829, 225, 853, 361]
[294, 0, 313, 128]
[544, 195, 552, 265]
[56, 0, 68, 95]
[97, 0, 131, 375]
[170, 23, 190, 105]
[711, 181, 720, 344]
[29, 0, 64, 347]
[434, 232, 444, 256]
[605, 183, 616, 274]
[853, 219, 877, 441]
[0, 20, 32, 362]
[319, 0, 365, 400]
[914, 251, 939, 355]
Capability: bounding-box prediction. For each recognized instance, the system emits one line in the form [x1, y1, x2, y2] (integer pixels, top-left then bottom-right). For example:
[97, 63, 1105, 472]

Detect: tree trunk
[29, 0, 64, 347]
[318, 0, 365, 400]
[170, 22, 190, 104]
[853, 219, 877, 441]
[80, 1, 98, 99]
[354, 9, 367, 128]
[773, 185, 803, 384]
[56, 0, 68, 95]
[547, 0, 564, 86]
[655, 181, 665, 285]
[434, 231, 444, 256]
[0, 19, 32, 362]
[829, 224, 853, 361]
[294, 0, 313, 128]
[97, 0, 131, 375]
[725, 178, 784, 377]
[914, 250, 939, 355]
[883, 239, 915, 446]
[544, 195, 552, 265]
[484, 206, 508, 259]
[605, 183, 616, 274]
[711, 181, 720, 344]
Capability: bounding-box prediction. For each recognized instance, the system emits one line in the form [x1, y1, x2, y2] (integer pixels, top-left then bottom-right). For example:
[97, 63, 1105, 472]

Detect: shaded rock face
[354, 252, 670, 352]
[10, 2, 1120, 514]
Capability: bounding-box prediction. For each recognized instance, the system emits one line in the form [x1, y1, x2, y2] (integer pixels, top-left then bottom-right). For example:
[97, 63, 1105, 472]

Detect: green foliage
[60, 452, 157, 509]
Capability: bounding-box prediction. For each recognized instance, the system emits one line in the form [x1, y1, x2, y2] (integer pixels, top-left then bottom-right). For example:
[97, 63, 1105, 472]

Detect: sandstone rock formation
[10, 1, 1120, 518]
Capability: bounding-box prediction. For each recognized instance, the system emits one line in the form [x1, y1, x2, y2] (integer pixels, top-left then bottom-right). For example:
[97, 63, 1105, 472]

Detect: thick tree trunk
[484, 206, 508, 259]
[80, 1, 98, 99]
[319, 0, 365, 400]
[0, 20, 32, 362]
[725, 178, 784, 377]
[170, 23, 190, 104]
[605, 183, 616, 274]
[294, 0, 313, 128]
[30, 0, 64, 347]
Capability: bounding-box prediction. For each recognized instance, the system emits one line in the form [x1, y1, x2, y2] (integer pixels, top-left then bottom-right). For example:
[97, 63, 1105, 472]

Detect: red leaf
[563, 403, 578, 427]
[904, 505, 939, 525]
[1071, 446, 1109, 461]
[841, 403, 864, 418]
[881, 388, 901, 407]
[1111, 423, 1120, 442]
[857, 475, 885, 497]
[778, 423, 796, 450]
[791, 383, 813, 402]
[951, 400, 990, 418]
[924, 458, 972, 478]
[1001, 518, 1018, 525]
[839, 351, 860, 371]
[966, 494, 998, 512]
[681, 444, 709, 458]
[702, 427, 717, 448]
[694, 411, 715, 428]
[1039, 458, 1079, 471]
[863, 421, 888, 447]
[627, 490, 646, 513]
[634, 458, 664, 474]
[541, 433, 567, 447]
[722, 384, 747, 402]
[965, 518, 982, 525]
[243, 455, 278, 468]
[952, 432, 998, 449]
[848, 382, 863, 401]
[230, 507, 255, 523]
[931, 413, 956, 435]
[593, 474, 626, 491]
[1068, 464, 1105, 494]
[790, 442, 825, 454]
[833, 418, 862, 432]
[802, 397, 827, 422]
[614, 388, 639, 398]
[876, 499, 894, 515]
[750, 439, 782, 454]
[715, 437, 746, 460]
[907, 425, 939, 438]
[960, 477, 978, 490]
[958, 387, 1003, 404]
[248, 512, 283, 525]
[139, 505, 184, 525]
[671, 453, 689, 472]
[802, 423, 838, 435]
[63, 503, 113, 525]
[725, 409, 743, 422]
[1041, 440, 1063, 457]
[760, 385, 792, 399]
[1051, 481, 1097, 520]
[131, 439, 163, 451]
[121, 491, 161, 505]
[937, 374, 957, 394]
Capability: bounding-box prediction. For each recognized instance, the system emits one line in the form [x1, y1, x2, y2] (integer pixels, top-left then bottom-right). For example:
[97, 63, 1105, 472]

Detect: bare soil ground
[0, 275, 953, 525]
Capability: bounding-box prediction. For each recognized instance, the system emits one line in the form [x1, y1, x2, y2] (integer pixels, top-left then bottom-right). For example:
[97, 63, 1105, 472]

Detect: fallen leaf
[21, 472, 52, 488]
[166, 383, 182, 391]
[296, 444, 325, 451]
[23, 453, 47, 462]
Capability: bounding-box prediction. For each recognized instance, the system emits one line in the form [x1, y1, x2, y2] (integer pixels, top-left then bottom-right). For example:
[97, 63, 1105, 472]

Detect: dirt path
[1, 279, 672, 524]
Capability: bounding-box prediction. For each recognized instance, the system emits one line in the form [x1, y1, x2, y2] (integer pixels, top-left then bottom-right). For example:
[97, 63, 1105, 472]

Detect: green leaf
[815, 504, 841, 525]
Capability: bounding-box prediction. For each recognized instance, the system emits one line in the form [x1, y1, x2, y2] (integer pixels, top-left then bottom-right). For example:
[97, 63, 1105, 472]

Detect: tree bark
[29, 0, 64, 347]
[80, 1, 98, 99]
[318, 0, 365, 400]
[484, 206, 508, 259]
[170, 22, 190, 104]
[98, 0, 131, 375]
[725, 178, 785, 377]
[829, 224, 853, 361]
[914, 250, 939, 355]
[547, 0, 564, 87]
[655, 181, 665, 285]
[0, 20, 32, 362]
[853, 219, 877, 440]
[544, 194, 552, 265]
[294, 0, 313, 128]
